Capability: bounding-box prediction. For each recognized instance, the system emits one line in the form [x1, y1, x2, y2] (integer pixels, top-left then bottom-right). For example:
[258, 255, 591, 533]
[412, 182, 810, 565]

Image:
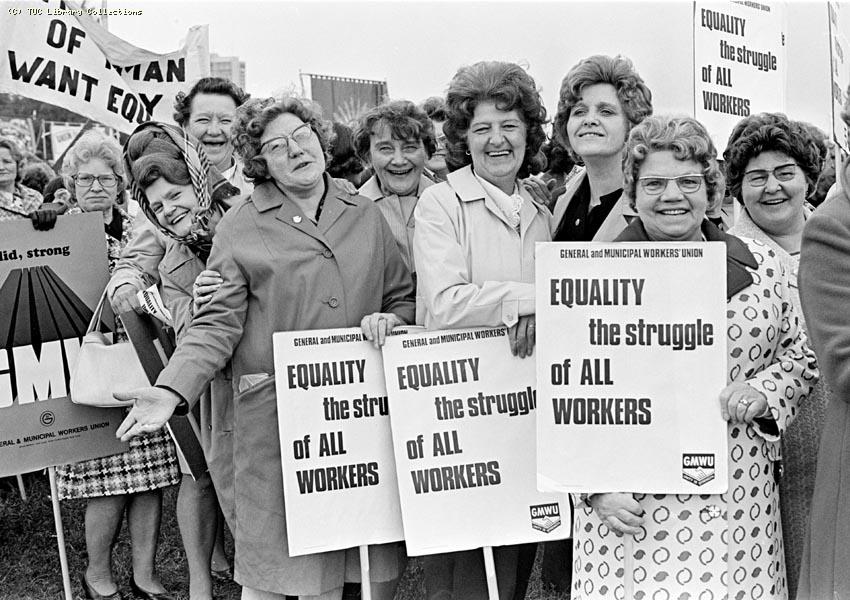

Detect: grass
[0, 473, 571, 600]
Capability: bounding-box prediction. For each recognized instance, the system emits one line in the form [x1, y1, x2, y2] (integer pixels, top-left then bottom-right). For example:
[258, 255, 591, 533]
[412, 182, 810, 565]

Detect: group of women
[5, 49, 847, 600]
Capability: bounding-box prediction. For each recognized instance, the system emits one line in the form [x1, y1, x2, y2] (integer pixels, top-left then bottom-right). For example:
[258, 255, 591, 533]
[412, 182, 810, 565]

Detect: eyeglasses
[260, 123, 314, 156]
[73, 173, 119, 188]
[638, 174, 705, 195]
[743, 163, 798, 187]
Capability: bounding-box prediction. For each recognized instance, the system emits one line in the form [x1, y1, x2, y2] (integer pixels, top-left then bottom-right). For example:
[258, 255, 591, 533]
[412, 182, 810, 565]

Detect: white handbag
[69, 292, 149, 407]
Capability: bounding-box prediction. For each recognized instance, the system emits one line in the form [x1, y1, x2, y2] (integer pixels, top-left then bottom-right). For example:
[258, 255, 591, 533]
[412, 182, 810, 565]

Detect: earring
[465, 150, 471, 156]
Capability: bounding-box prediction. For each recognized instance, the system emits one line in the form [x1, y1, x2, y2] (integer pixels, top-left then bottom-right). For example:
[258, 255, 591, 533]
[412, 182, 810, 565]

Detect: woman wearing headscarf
[123, 121, 241, 600]
[413, 60, 550, 600]
[723, 113, 828, 598]
[571, 115, 817, 599]
[551, 55, 653, 243]
[114, 95, 415, 600]
[797, 95, 850, 600]
[55, 130, 180, 600]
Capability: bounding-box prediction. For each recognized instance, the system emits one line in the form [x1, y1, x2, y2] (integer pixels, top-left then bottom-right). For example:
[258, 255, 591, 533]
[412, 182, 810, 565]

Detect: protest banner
[0, 0, 209, 133]
[829, 1, 850, 151]
[273, 328, 404, 556]
[694, 1, 786, 152]
[382, 327, 570, 556]
[535, 242, 728, 494]
[0, 212, 127, 477]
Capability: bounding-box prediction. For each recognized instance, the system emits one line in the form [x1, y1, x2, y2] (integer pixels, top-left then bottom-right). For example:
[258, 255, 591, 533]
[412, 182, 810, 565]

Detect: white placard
[536, 242, 728, 494]
[382, 327, 570, 556]
[694, 1, 787, 152]
[273, 328, 403, 556]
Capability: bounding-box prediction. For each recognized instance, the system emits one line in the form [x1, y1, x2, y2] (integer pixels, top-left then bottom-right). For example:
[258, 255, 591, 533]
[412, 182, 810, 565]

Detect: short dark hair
[328, 122, 364, 179]
[443, 61, 547, 178]
[723, 113, 825, 201]
[232, 96, 332, 184]
[0, 137, 24, 183]
[173, 77, 250, 126]
[553, 55, 653, 163]
[21, 162, 54, 193]
[421, 96, 448, 121]
[353, 100, 436, 163]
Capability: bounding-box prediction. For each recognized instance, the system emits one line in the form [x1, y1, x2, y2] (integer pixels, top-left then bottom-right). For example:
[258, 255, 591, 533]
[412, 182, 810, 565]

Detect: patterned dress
[729, 207, 829, 598]
[56, 208, 179, 499]
[571, 235, 818, 600]
[0, 183, 42, 221]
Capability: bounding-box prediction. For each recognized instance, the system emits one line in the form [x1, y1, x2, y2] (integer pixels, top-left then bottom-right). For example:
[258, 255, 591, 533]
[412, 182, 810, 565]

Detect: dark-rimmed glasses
[638, 174, 705, 195]
[742, 163, 798, 187]
[260, 123, 313, 156]
[73, 173, 119, 188]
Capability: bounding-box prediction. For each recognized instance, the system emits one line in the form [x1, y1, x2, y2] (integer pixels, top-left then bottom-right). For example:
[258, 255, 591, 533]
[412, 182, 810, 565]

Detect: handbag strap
[86, 290, 109, 335]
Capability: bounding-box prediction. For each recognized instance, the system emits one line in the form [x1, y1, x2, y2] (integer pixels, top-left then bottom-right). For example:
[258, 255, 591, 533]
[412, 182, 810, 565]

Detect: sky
[102, 0, 840, 141]
[106, 0, 696, 115]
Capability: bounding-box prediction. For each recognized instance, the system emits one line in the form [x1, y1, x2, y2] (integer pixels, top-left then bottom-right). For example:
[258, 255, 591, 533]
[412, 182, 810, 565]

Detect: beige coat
[156, 175, 415, 596]
[413, 165, 553, 329]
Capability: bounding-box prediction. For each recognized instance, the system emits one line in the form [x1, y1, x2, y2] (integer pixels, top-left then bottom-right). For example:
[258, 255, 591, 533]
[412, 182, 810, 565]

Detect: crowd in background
[1, 52, 849, 600]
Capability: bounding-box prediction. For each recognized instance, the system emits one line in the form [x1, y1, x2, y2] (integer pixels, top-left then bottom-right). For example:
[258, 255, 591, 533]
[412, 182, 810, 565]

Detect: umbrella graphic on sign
[0, 265, 110, 401]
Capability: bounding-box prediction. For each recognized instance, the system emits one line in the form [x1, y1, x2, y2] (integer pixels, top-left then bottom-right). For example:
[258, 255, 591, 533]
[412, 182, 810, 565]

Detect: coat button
[322, 249, 333, 258]
[328, 297, 340, 308]
[293, 215, 302, 224]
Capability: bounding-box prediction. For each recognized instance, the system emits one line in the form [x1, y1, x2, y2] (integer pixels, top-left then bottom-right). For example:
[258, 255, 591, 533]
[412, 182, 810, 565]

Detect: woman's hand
[110, 283, 142, 314]
[508, 315, 536, 358]
[719, 382, 769, 424]
[588, 492, 645, 536]
[193, 269, 222, 313]
[521, 175, 564, 211]
[114, 387, 182, 441]
[361, 312, 404, 349]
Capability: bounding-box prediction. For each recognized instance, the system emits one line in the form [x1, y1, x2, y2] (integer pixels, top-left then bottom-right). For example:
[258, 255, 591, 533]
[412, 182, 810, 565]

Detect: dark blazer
[797, 188, 850, 600]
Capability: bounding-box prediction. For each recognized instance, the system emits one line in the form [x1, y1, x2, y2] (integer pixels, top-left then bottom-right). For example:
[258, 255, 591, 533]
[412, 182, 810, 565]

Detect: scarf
[124, 121, 239, 259]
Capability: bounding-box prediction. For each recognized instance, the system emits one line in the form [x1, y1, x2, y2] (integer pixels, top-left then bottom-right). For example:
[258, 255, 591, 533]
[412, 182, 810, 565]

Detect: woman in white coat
[413, 60, 551, 600]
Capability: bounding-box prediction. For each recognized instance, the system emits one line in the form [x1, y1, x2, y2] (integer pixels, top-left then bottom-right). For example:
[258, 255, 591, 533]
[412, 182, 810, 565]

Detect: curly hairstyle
[723, 113, 826, 202]
[623, 115, 725, 211]
[353, 100, 436, 163]
[0, 137, 24, 183]
[232, 96, 333, 184]
[61, 130, 125, 200]
[443, 61, 547, 178]
[125, 128, 192, 190]
[554, 55, 653, 163]
[421, 96, 448, 122]
[173, 77, 250, 127]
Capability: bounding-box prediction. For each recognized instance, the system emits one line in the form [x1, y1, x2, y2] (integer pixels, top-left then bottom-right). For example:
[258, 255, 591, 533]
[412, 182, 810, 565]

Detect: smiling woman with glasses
[55, 129, 182, 600]
[113, 95, 415, 600]
[567, 115, 818, 600]
[723, 112, 829, 599]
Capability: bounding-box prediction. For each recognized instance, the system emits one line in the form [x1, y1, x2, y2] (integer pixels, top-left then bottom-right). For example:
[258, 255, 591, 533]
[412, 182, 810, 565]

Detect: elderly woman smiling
[354, 100, 436, 280]
[723, 113, 828, 598]
[413, 60, 550, 600]
[569, 115, 818, 599]
[115, 96, 414, 600]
